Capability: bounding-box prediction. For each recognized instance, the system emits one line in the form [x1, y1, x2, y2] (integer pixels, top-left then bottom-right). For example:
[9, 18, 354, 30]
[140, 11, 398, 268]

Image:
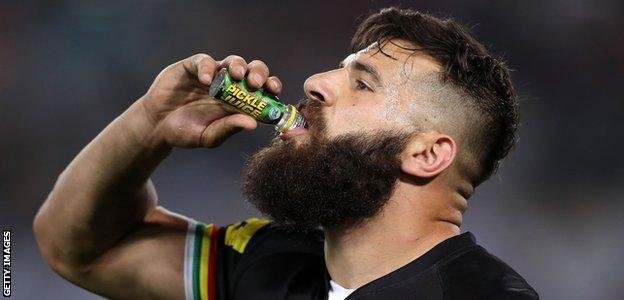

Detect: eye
[354, 79, 373, 92]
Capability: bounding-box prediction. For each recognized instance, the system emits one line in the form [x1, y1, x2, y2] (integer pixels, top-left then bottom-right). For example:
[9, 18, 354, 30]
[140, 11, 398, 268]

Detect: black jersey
[183, 218, 538, 300]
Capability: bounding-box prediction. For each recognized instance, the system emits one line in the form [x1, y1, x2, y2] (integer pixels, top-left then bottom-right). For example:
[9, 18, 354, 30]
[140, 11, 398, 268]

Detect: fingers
[184, 54, 283, 96]
[185, 54, 218, 86]
[218, 56, 282, 94]
[219, 55, 248, 80]
[265, 76, 283, 95]
[198, 113, 257, 148]
[246, 60, 269, 90]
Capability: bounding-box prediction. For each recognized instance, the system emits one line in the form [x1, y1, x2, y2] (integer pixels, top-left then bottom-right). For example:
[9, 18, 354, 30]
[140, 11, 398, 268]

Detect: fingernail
[234, 66, 245, 76]
[250, 73, 262, 86]
[271, 78, 281, 90]
[202, 74, 212, 83]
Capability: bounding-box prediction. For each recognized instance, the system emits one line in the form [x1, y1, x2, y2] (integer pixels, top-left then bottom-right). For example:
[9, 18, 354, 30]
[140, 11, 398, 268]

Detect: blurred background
[1, 0, 623, 299]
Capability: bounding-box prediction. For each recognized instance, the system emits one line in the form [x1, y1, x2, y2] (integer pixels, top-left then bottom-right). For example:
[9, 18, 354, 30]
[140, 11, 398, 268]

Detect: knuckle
[249, 59, 268, 68]
[249, 60, 269, 76]
[191, 53, 209, 62]
[201, 55, 215, 65]
[187, 53, 216, 73]
[226, 55, 247, 65]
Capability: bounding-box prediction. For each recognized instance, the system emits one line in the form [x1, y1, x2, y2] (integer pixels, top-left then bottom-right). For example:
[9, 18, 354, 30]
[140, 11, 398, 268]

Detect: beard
[242, 99, 411, 232]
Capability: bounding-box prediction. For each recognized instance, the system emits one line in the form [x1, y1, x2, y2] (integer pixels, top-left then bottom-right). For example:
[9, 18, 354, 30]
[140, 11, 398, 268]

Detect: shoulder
[204, 217, 324, 269]
[437, 244, 538, 300]
[240, 220, 325, 261]
[184, 218, 325, 300]
[224, 219, 326, 299]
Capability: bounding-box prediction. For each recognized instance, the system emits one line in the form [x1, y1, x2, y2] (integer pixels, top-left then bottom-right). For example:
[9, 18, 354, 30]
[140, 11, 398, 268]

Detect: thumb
[198, 113, 257, 148]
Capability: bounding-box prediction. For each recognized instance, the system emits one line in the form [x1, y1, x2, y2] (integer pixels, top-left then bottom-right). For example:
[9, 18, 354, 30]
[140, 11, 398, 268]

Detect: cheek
[325, 104, 388, 137]
[383, 82, 414, 125]
[384, 88, 403, 120]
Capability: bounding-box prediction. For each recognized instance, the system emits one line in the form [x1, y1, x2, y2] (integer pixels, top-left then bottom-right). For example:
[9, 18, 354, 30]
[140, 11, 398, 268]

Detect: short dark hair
[352, 7, 518, 185]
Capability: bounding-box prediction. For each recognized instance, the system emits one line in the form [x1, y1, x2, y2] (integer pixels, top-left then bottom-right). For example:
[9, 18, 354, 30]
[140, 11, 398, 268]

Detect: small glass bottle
[208, 68, 306, 133]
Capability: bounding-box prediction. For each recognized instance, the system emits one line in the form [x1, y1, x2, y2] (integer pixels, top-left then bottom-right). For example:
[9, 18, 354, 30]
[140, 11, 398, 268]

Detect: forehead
[342, 40, 445, 128]
[343, 39, 441, 82]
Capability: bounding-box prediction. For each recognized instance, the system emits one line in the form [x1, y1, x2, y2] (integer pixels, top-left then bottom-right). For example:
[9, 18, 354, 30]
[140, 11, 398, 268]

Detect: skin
[305, 40, 469, 288]
[33, 39, 471, 298]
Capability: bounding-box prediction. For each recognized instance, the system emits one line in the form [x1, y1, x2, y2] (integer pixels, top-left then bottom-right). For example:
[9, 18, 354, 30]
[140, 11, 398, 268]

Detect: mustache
[295, 97, 321, 112]
[296, 98, 325, 133]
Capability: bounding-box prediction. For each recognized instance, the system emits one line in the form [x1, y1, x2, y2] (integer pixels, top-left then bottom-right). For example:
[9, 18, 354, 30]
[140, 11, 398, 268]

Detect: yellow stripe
[224, 218, 270, 253]
[199, 224, 213, 300]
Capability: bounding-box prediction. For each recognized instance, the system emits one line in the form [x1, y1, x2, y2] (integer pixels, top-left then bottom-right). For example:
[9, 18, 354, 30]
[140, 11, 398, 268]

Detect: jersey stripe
[184, 219, 198, 300]
[224, 218, 270, 253]
[183, 218, 269, 300]
[208, 225, 219, 300]
[192, 223, 202, 299]
[184, 220, 218, 300]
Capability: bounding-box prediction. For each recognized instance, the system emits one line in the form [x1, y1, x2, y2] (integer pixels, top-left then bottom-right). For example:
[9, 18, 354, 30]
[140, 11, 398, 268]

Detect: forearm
[34, 99, 171, 267]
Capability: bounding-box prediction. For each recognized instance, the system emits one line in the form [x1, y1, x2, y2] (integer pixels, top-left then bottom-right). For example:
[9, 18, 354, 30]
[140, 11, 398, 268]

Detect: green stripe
[193, 223, 205, 300]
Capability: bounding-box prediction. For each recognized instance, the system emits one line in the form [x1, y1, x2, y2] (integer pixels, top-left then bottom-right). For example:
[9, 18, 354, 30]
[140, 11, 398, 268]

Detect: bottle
[208, 68, 306, 133]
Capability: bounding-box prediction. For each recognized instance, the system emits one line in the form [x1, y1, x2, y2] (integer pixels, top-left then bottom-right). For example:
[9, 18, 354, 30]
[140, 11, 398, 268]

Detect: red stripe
[208, 225, 219, 300]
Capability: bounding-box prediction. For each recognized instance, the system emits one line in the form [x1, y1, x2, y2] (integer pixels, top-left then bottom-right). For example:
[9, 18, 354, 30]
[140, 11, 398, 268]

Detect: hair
[351, 7, 519, 186]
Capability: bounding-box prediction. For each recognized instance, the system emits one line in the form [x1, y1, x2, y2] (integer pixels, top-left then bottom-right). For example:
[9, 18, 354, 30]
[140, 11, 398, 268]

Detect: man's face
[300, 39, 440, 140]
[242, 40, 441, 231]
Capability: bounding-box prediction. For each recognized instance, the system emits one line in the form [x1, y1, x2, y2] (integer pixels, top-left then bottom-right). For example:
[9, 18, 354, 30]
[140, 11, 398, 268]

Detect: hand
[136, 54, 283, 149]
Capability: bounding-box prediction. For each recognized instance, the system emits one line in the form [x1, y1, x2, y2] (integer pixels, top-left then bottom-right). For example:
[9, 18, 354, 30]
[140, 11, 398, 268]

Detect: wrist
[119, 98, 173, 156]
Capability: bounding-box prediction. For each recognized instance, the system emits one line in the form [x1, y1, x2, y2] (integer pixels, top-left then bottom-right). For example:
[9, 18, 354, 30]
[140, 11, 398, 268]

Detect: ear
[400, 133, 457, 179]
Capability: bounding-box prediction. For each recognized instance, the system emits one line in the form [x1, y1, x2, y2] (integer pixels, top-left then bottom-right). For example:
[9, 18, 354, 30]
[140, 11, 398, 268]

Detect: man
[34, 7, 538, 300]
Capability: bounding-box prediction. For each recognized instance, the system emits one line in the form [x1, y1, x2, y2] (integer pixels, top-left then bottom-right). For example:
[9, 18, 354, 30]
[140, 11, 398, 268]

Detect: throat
[323, 216, 459, 289]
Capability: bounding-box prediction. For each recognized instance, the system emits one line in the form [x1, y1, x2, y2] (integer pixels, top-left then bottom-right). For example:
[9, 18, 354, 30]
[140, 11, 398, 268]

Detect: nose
[303, 70, 341, 107]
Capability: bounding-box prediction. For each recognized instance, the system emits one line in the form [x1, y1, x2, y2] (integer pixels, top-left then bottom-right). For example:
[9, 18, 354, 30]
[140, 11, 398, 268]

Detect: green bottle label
[209, 69, 288, 124]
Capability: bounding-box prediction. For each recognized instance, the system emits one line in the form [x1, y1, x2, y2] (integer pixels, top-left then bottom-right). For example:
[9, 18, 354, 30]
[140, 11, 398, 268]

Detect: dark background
[1, 1, 623, 299]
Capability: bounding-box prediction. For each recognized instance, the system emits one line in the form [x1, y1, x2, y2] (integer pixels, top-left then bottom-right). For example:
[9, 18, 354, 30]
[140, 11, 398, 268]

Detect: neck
[323, 182, 464, 289]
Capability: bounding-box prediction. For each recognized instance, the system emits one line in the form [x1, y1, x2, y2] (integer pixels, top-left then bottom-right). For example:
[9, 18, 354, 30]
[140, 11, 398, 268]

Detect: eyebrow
[339, 59, 383, 88]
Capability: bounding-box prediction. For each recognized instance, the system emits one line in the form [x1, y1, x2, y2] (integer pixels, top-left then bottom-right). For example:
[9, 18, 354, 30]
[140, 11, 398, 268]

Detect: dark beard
[242, 100, 411, 232]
